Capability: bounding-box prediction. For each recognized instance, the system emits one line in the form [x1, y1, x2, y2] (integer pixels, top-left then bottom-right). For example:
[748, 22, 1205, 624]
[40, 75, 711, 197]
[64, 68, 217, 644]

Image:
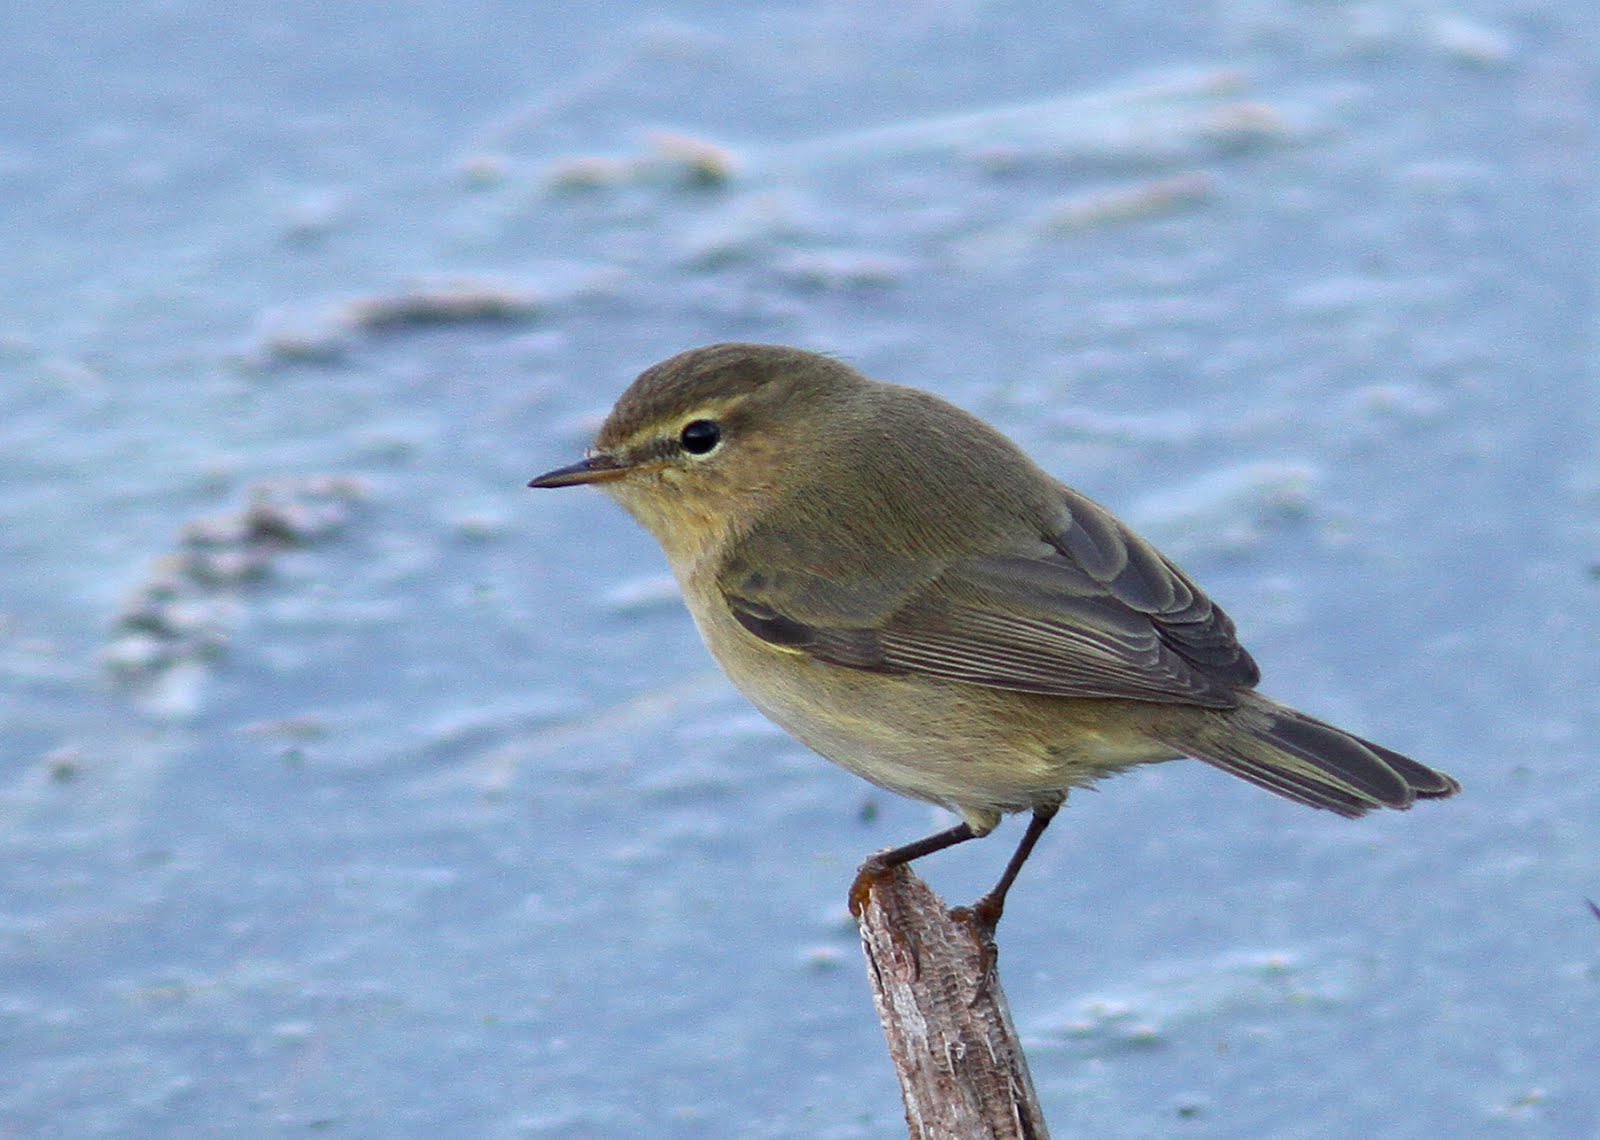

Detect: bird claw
[848, 855, 892, 917]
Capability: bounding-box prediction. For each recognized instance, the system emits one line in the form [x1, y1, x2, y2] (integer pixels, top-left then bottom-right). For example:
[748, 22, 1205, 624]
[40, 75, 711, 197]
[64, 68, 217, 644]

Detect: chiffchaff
[530, 344, 1458, 926]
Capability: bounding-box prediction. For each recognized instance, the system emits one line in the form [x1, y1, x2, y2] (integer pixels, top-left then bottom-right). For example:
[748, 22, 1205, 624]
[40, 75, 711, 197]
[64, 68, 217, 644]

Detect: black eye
[679, 419, 722, 455]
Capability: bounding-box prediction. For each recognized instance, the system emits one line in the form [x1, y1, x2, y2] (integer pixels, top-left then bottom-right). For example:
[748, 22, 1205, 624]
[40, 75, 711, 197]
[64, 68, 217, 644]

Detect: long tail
[1169, 694, 1460, 818]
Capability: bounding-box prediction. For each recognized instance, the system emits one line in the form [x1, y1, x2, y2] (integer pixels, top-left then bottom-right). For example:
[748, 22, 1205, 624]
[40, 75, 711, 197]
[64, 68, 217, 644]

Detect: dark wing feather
[724, 487, 1259, 709]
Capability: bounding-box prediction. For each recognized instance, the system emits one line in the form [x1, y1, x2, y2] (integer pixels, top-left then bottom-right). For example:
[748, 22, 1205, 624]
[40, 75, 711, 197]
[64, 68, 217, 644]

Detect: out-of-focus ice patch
[600, 574, 682, 614]
[779, 68, 1296, 173]
[543, 130, 739, 192]
[639, 705, 797, 799]
[1430, 15, 1515, 67]
[1028, 947, 1357, 1054]
[102, 476, 370, 719]
[242, 271, 618, 368]
[771, 248, 913, 291]
[675, 192, 810, 268]
[1346, 383, 1445, 421]
[1487, 1088, 1550, 1123]
[418, 694, 585, 753]
[274, 185, 352, 244]
[406, 674, 727, 800]
[798, 943, 848, 972]
[1283, 273, 1452, 319]
[676, 703, 786, 743]
[449, 509, 509, 541]
[1130, 461, 1319, 560]
[953, 172, 1215, 265]
[549, 406, 610, 446]
[1045, 405, 1205, 445]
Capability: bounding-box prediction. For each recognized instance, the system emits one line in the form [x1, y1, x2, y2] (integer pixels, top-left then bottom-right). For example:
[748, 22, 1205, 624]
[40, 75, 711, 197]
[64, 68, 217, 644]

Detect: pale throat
[605, 473, 751, 574]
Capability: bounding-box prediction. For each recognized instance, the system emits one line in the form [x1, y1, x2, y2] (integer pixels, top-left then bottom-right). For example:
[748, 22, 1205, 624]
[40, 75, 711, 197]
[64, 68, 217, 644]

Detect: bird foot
[848, 856, 893, 918]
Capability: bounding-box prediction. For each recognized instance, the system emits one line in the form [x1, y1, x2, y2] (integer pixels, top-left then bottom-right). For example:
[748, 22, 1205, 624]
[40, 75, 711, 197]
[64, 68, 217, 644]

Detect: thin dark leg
[968, 805, 1058, 931]
[867, 821, 981, 870]
[848, 821, 978, 915]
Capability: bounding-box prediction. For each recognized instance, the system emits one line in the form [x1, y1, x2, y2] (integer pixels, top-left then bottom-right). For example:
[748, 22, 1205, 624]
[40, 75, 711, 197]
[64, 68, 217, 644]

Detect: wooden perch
[855, 864, 1051, 1139]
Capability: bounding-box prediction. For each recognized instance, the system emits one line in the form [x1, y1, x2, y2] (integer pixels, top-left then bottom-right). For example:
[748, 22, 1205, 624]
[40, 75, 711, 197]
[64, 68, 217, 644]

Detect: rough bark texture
[855, 865, 1051, 1140]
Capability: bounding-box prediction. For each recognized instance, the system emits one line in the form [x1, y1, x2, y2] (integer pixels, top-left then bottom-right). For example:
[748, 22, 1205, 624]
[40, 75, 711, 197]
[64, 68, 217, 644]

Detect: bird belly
[691, 594, 1178, 821]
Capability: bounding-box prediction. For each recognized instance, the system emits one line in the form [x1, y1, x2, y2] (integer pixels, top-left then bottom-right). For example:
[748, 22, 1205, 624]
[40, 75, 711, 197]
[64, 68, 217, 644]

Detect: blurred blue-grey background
[2, 3, 1595, 1136]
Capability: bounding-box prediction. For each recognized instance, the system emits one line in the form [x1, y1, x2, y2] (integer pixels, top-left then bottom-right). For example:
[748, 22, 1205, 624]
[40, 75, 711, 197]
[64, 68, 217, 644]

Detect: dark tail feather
[1174, 697, 1461, 818]
[1358, 738, 1460, 800]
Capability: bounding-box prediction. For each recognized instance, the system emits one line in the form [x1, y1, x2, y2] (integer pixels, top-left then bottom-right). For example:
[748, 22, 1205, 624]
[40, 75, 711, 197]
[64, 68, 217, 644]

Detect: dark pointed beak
[527, 454, 631, 488]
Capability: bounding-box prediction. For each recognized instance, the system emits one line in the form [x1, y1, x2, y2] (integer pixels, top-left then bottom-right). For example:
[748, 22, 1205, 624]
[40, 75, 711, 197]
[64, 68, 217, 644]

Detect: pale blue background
[2, 3, 1596, 1136]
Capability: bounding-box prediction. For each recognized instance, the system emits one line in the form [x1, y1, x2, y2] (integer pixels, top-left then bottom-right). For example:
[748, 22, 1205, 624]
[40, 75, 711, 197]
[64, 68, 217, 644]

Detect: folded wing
[723, 487, 1259, 708]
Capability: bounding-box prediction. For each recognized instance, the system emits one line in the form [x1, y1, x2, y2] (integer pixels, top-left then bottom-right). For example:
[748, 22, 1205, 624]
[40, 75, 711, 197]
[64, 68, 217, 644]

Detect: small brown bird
[530, 344, 1458, 926]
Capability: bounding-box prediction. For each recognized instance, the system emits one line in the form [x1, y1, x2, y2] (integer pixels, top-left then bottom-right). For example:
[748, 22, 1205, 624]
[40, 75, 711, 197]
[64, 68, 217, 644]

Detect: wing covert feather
[723, 486, 1259, 708]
